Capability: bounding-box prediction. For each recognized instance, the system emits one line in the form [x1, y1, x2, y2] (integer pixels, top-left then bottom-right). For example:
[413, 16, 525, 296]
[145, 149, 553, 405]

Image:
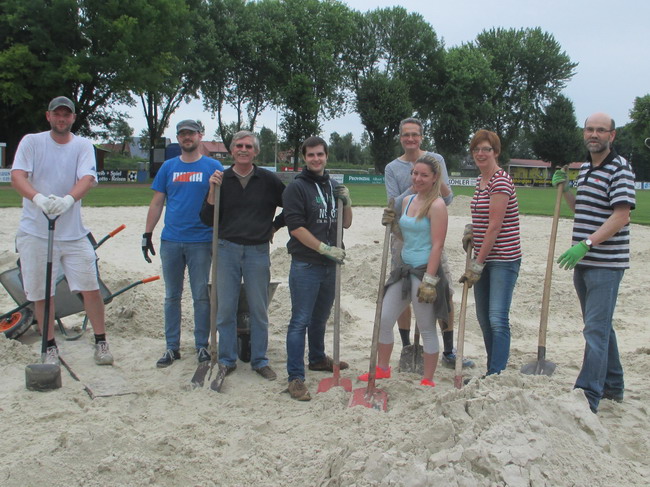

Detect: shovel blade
[520, 359, 556, 376]
[190, 362, 210, 389]
[398, 344, 424, 374]
[348, 386, 388, 411]
[317, 376, 352, 394]
[209, 365, 228, 392]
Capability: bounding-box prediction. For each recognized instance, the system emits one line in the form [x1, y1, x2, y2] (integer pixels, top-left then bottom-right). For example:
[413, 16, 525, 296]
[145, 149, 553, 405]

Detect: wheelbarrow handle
[141, 275, 160, 284]
[94, 224, 127, 249]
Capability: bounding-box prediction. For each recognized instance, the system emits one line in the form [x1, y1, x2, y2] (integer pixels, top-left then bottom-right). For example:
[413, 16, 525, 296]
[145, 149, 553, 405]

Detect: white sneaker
[44, 346, 60, 366]
[94, 341, 114, 365]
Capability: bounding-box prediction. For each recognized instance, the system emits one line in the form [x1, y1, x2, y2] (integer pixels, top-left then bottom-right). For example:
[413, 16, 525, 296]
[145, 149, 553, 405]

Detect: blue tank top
[399, 195, 431, 267]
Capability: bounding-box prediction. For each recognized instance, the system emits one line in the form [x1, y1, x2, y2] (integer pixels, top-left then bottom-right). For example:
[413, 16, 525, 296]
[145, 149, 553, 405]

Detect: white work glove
[317, 242, 346, 264]
[48, 194, 75, 216]
[32, 193, 54, 213]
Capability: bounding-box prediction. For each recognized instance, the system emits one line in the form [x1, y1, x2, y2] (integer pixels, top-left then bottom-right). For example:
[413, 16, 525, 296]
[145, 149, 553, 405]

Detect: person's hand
[459, 260, 484, 288]
[32, 193, 54, 214]
[334, 185, 352, 207]
[462, 224, 473, 252]
[381, 208, 396, 227]
[417, 273, 439, 303]
[552, 169, 569, 192]
[142, 232, 155, 263]
[209, 170, 223, 186]
[47, 195, 75, 215]
[557, 241, 589, 270]
[317, 242, 345, 264]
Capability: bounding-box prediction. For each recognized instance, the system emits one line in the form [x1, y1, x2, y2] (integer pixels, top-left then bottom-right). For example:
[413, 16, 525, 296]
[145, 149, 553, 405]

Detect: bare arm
[342, 204, 352, 229]
[68, 174, 96, 202]
[290, 227, 326, 251]
[589, 205, 631, 246]
[476, 192, 508, 264]
[206, 170, 223, 204]
[426, 199, 448, 276]
[10, 169, 37, 200]
[145, 191, 166, 233]
[562, 188, 576, 212]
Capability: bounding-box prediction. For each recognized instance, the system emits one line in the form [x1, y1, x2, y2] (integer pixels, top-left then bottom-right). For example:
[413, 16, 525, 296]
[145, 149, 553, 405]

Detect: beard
[584, 138, 609, 154]
[181, 141, 200, 153]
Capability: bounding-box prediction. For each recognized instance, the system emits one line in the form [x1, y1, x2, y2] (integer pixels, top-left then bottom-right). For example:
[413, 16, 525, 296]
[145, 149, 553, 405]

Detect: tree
[530, 95, 583, 168]
[258, 126, 278, 165]
[473, 27, 577, 161]
[347, 7, 444, 173]
[106, 117, 134, 154]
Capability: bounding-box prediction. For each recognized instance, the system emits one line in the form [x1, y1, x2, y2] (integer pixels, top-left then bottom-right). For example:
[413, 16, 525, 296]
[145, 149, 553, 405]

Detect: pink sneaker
[420, 378, 436, 387]
[357, 366, 391, 381]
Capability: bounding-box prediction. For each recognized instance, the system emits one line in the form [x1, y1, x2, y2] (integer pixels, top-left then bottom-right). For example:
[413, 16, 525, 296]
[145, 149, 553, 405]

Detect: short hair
[301, 136, 328, 157]
[584, 116, 615, 131]
[399, 117, 423, 135]
[469, 129, 501, 156]
[230, 130, 260, 153]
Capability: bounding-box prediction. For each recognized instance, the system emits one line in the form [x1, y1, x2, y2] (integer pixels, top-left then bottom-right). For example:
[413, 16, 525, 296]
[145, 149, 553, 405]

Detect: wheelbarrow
[0, 224, 160, 341]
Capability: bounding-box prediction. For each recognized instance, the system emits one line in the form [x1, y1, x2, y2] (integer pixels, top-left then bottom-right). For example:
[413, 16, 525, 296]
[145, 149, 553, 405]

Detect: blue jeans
[473, 259, 520, 375]
[286, 260, 336, 381]
[216, 239, 270, 368]
[160, 240, 212, 351]
[573, 266, 625, 412]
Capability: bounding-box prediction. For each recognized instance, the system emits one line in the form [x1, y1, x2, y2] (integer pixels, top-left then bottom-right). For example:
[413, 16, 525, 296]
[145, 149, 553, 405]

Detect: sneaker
[420, 378, 436, 387]
[308, 356, 349, 372]
[94, 341, 114, 366]
[197, 347, 211, 363]
[357, 366, 391, 382]
[287, 378, 311, 401]
[254, 365, 277, 381]
[44, 346, 60, 366]
[156, 349, 181, 368]
[441, 352, 475, 369]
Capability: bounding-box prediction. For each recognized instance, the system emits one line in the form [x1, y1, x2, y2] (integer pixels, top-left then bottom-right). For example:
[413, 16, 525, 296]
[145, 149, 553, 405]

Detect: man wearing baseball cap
[11, 96, 114, 366]
[143, 119, 224, 368]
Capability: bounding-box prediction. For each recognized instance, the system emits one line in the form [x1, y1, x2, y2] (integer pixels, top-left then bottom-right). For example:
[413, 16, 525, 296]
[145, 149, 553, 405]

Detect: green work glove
[557, 241, 589, 270]
[334, 185, 352, 207]
[551, 169, 569, 192]
[459, 260, 484, 288]
[417, 273, 439, 303]
[317, 242, 345, 264]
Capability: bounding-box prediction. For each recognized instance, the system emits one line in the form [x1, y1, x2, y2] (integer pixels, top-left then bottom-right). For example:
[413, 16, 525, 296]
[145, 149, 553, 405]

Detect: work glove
[459, 260, 485, 288]
[142, 232, 155, 263]
[462, 224, 473, 252]
[381, 207, 402, 239]
[557, 241, 589, 270]
[417, 273, 439, 303]
[317, 242, 345, 264]
[334, 185, 352, 207]
[32, 193, 54, 214]
[551, 169, 570, 192]
[48, 194, 75, 215]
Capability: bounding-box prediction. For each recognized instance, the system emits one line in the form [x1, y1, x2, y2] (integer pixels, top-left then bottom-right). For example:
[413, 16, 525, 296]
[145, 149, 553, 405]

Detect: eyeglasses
[471, 147, 493, 154]
[234, 143, 254, 149]
[583, 127, 613, 135]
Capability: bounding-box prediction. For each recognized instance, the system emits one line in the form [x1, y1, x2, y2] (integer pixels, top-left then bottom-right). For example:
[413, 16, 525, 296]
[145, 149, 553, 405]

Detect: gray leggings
[379, 275, 440, 354]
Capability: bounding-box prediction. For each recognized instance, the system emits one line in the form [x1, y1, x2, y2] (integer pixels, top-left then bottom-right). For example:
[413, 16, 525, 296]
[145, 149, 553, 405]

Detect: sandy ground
[1, 197, 649, 486]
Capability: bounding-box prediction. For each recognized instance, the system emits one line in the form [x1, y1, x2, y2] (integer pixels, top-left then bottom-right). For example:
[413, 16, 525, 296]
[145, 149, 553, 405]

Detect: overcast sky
[126, 0, 650, 143]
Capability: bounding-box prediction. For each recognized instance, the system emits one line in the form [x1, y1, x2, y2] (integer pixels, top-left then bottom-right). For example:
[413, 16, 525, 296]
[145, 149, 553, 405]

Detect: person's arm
[588, 205, 631, 246]
[475, 192, 509, 264]
[342, 204, 352, 229]
[562, 188, 576, 213]
[145, 191, 166, 233]
[67, 174, 96, 202]
[206, 170, 223, 205]
[10, 169, 38, 200]
[385, 164, 414, 215]
[425, 199, 448, 276]
[436, 153, 454, 206]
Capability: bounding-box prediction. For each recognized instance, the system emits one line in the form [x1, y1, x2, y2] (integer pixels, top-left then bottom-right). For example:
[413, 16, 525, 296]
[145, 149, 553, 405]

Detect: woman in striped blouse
[460, 130, 522, 376]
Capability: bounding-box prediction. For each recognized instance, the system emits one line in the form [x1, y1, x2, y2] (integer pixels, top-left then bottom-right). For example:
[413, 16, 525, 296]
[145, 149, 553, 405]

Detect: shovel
[398, 324, 423, 374]
[318, 199, 352, 393]
[348, 200, 393, 411]
[25, 214, 62, 391]
[521, 175, 564, 376]
[453, 245, 473, 389]
[191, 185, 224, 389]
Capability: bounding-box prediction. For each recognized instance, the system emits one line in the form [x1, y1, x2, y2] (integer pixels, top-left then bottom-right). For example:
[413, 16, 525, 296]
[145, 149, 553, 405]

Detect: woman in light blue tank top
[358, 154, 449, 388]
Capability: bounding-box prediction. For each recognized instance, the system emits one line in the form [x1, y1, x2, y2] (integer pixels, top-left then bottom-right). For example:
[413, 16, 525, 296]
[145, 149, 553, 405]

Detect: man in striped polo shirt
[554, 112, 636, 414]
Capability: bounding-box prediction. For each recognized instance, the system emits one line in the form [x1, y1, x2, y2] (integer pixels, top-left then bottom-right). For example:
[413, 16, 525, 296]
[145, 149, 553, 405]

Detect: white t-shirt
[12, 131, 97, 240]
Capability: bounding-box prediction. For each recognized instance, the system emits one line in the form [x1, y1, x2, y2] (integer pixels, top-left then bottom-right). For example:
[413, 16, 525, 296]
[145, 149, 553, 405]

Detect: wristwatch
[584, 238, 593, 249]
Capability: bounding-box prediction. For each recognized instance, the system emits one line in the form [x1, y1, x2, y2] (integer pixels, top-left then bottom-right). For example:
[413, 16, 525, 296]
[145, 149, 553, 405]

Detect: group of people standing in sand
[10, 97, 635, 413]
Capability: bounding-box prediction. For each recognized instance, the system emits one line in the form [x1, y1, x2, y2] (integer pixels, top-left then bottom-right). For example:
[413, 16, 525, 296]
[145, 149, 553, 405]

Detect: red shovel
[348, 201, 393, 411]
[318, 199, 352, 393]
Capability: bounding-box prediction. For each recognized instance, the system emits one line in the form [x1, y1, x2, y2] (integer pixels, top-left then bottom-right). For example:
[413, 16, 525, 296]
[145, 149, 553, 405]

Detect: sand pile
[0, 202, 648, 486]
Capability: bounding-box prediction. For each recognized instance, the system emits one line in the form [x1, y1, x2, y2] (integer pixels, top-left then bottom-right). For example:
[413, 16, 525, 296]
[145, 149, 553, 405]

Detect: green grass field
[1, 182, 648, 225]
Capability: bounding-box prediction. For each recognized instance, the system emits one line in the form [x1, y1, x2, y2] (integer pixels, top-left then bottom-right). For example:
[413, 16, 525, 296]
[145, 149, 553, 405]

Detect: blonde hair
[413, 154, 442, 219]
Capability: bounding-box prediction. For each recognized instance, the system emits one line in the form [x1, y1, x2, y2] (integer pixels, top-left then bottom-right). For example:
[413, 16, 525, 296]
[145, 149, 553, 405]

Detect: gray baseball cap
[176, 120, 202, 133]
[48, 96, 75, 113]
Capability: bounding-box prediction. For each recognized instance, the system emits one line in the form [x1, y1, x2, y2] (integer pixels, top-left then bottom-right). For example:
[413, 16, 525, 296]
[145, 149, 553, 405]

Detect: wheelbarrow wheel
[237, 333, 251, 363]
[1, 307, 34, 340]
